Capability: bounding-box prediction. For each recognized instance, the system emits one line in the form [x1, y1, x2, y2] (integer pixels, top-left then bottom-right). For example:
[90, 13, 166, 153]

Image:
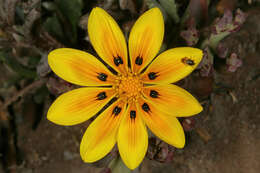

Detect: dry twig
[3, 79, 46, 108]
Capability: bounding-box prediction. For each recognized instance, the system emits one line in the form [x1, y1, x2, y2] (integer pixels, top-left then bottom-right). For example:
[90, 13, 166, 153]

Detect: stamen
[148, 72, 158, 80]
[150, 90, 159, 98]
[114, 56, 123, 66]
[96, 92, 107, 100]
[130, 110, 136, 119]
[97, 73, 108, 81]
[135, 56, 143, 65]
[115, 73, 143, 101]
[142, 103, 150, 112]
[113, 106, 122, 115]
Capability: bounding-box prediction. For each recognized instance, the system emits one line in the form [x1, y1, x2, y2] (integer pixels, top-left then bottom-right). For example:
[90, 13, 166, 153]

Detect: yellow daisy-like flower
[47, 7, 203, 170]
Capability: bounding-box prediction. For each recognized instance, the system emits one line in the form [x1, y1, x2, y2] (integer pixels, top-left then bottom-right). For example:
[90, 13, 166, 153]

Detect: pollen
[114, 73, 143, 102]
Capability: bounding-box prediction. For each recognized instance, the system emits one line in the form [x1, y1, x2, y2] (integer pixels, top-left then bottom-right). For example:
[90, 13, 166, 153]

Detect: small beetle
[181, 57, 195, 66]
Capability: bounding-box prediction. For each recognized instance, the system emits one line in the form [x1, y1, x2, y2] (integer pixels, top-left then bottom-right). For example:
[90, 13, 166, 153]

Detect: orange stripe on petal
[138, 98, 185, 148]
[142, 84, 202, 117]
[80, 100, 126, 162]
[88, 7, 128, 74]
[141, 47, 203, 84]
[117, 103, 148, 170]
[48, 48, 115, 86]
[129, 8, 164, 73]
[47, 87, 115, 126]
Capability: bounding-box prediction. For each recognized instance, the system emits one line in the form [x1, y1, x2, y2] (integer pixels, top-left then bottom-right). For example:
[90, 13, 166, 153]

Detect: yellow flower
[47, 7, 203, 170]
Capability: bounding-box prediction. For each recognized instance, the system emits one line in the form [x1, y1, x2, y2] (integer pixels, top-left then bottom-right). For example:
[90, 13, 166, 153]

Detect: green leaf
[55, 0, 83, 44]
[43, 14, 64, 42]
[0, 51, 36, 79]
[159, 0, 179, 23]
[109, 157, 132, 173]
[42, 2, 58, 11]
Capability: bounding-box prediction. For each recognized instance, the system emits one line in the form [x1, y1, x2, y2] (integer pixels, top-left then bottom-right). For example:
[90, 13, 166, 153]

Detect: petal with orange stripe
[80, 100, 126, 162]
[47, 87, 115, 126]
[142, 84, 202, 117]
[48, 48, 115, 86]
[138, 98, 185, 148]
[128, 8, 164, 73]
[88, 7, 128, 74]
[141, 47, 203, 84]
[117, 103, 148, 170]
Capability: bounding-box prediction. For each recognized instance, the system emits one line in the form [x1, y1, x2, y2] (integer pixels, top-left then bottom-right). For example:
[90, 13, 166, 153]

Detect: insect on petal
[141, 47, 203, 84]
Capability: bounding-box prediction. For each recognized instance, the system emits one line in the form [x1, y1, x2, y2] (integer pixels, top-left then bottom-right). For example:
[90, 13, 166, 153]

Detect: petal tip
[91, 6, 103, 12]
[89, 7, 108, 19]
[47, 49, 56, 66]
[46, 111, 69, 126]
[172, 132, 185, 149]
[47, 48, 67, 68]
[191, 101, 203, 115]
[197, 104, 203, 113]
[80, 153, 94, 163]
[46, 106, 56, 123]
[121, 158, 140, 170]
[175, 140, 185, 149]
[149, 7, 164, 20]
[128, 164, 139, 170]
[192, 101, 203, 115]
[80, 145, 94, 163]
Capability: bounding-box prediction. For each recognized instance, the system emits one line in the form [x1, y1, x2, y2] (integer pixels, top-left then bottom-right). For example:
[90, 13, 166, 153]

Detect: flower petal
[138, 98, 185, 148]
[117, 103, 148, 170]
[141, 47, 203, 84]
[48, 48, 116, 86]
[142, 84, 202, 117]
[128, 8, 164, 73]
[88, 7, 128, 74]
[47, 87, 115, 126]
[80, 100, 126, 162]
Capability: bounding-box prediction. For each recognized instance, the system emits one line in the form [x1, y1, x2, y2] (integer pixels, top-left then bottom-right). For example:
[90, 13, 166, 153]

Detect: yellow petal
[48, 48, 115, 86]
[88, 7, 128, 74]
[80, 100, 126, 162]
[141, 47, 203, 84]
[117, 103, 148, 170]
[138, 98, 185, 148]
[128, 8, 164, 73]
[47, 87, 115, 126]
[142, 84, 202, 117]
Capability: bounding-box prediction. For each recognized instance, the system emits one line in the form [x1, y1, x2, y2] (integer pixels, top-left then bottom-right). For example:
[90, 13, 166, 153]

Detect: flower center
[115, 73, 143, 102]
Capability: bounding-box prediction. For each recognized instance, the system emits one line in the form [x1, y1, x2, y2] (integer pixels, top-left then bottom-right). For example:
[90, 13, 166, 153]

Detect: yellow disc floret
[114, 73, 143, 102]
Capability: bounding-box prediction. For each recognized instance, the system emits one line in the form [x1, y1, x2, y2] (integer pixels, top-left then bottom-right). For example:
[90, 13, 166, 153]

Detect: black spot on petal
[97, 73, 108, 81]
[142, 103, 150, 112]
[114, 56, 123, 66]
[96, 92, 107, 100]
[150, 90, 159, 98]
[113, 106, 122, 116]
[130, 110, 136, 119]
[135, 56, 143, 65]
[148, 72, 158, 80]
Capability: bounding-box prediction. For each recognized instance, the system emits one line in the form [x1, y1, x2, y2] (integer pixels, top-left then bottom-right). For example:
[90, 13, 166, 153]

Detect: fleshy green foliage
[0, 51, 37, 79]
[43, 15, 64, 42]
[43, 0, 83, 45]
